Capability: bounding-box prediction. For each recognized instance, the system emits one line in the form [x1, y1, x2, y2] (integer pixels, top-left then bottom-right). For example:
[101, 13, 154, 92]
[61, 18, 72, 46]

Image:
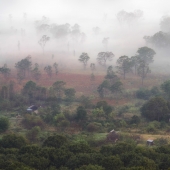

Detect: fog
[0, 0, 170, 71]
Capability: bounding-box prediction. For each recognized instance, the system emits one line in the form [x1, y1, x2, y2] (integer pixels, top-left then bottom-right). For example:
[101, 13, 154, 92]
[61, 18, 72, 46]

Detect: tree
[143, 31, 170, 48]
[97, 80, 110, 98]
[31, 63, 41, 80]
[110, 81, 123, 94]
[105, 66, 119, 83]
[101, 156, 123, 170]
[161, 80, 170, 99]
[65, 88, 76, 101]
[26, 126, 41, 142]
[38, 35, 50, 55]
[75, 164, 105, 170]
[76, 106, 87, 122]
[44, 65, 52, 78]
[53, 62, 58, 75]
[15, 56, 32, 81]
[137, 60, 151, 85]
[0, 64, 11, 78]
[53, 81, 66, 99]
[90, 63, 95, 71]
[137, 47, 156, 65]
[130, 56, 139, 75]
[116, 56, 133, 79]
[97, 52, 114, 67]
[0, 117, 9, 133]
[160, 16, 170, 32]
[102, 37, 109, 50]
[79, 53, 90, 69]
[42, 135, 68, 148]
[116, 10, 143, 25]
[22, 81, 37, 100]
[141, 97, 169, 121]
[0, 134, 27, 148]
[136, 47, 156, 85]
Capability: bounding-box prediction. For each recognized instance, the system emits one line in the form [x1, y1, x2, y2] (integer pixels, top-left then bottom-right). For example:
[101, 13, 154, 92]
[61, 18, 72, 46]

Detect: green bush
[0, 116, 9, 132]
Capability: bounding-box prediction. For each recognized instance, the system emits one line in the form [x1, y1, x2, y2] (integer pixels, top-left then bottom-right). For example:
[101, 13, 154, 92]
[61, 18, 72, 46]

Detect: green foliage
[76, 106, 87, 122]
[65, 88, 76, 101]
[26, 126, 41, 142]
[43, 135, 68, 148]
[101, 155, 123, 170]
[96, 101, 113, 116]
[141, 97, 169, 121]
[0, 116, 9, 132]
[22, 114, 45, 129]
[161, 80, 170, 99]
[0, 134, 27, 149]
[75, 164, 105, 170]
[130, 115, 141, 125]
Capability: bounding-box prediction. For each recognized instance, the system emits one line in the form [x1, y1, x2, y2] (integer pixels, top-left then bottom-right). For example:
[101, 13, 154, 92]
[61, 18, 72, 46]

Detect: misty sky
[0, 0, 170, 68]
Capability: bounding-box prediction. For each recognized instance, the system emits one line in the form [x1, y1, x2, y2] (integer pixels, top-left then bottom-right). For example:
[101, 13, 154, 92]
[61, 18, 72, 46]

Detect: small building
[27, 105, 38, 112]
[147, 139, 154, 146]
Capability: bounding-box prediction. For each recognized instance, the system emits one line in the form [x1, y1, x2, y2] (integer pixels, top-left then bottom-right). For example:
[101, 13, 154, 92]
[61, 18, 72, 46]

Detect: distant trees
[79, 53, 90, 69]
[136, 47, 156, 85]
[0, 64, 11, 78]
[98, 66, 123, 98]
[160, 16, 170, 32]
[144, 31, 170, 48]
[38, 35, 50, 55]
[97, 52, 114, 67]
[116, 10, 143, 25]
[31, 63, 41, 80]
[116, 56, 133, 79]
[15, 56, 32, 81]
[44, 65, 52, 78]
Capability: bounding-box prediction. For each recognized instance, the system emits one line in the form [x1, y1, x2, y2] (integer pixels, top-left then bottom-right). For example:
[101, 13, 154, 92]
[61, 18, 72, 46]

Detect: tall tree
[116, 55, 133, 79]
[44, 65, 52, 78]
[97, 52, 114, 67]
[38, 35, 50, 55]
[15, 56, 32, 81]
[137, 60, 151, 85]
[78, 53, 90, 69]
[136, 47, 156, 85]
[31, 63, 41, 80]
[53, 81, 66, 99]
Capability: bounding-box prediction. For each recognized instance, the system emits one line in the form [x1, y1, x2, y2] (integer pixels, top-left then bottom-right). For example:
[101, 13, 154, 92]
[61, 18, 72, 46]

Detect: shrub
[0, 116, 9, 132]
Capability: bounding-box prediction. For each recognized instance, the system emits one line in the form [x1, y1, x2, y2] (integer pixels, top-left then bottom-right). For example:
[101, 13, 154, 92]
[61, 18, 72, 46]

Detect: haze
[0, 0, 170, 71]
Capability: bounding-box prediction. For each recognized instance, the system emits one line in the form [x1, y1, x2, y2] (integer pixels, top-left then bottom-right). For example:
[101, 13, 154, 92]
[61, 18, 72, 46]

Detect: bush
[136, 88, 151, 100]
[0, 116, 9, 132]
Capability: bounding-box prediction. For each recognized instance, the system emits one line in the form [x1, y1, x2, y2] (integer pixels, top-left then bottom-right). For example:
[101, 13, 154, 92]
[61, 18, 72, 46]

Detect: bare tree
[38, 35, 50, 55]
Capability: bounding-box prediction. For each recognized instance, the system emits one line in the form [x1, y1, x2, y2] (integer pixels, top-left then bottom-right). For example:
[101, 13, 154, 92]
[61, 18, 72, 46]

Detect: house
[27, 105, 38, 112]
[147, 139, 154, 146]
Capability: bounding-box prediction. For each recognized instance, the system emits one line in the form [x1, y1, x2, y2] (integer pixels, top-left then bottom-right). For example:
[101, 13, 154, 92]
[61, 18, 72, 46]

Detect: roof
[147, 139, 154, 142]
